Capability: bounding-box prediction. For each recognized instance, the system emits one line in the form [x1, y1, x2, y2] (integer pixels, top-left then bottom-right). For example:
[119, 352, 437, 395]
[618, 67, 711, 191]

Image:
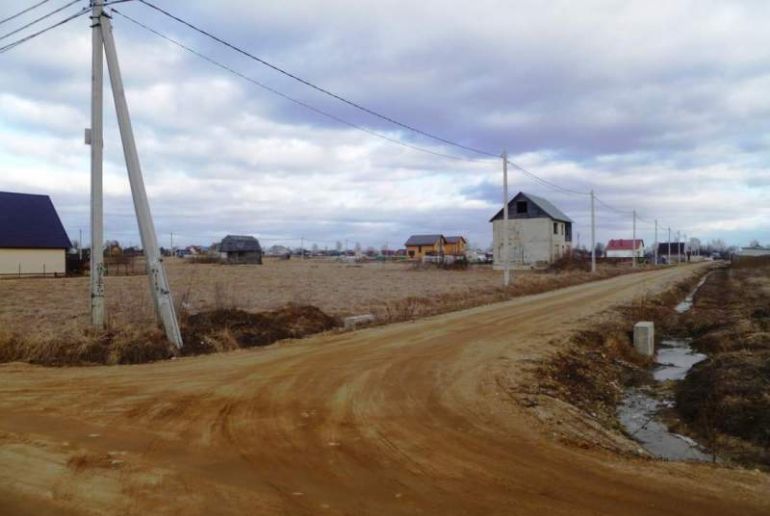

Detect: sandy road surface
[1, 264, 768, 515]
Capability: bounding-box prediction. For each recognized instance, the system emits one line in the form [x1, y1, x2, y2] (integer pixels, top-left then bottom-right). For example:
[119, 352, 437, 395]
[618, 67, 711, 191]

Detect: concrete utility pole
[78, 228, 83, 260]
[590, 190, 596, 273]
[100, 12, 183, 348]
[677, 230, 681, 264]
[502, 150, 510, 287]
[632, 209, 637, 268]
[89, 0, 105, 328]
[668, 226, 672, 264]
[169, 232, 173, 254]
[300, 236, 304, 260]
[654, 219, 658, 265]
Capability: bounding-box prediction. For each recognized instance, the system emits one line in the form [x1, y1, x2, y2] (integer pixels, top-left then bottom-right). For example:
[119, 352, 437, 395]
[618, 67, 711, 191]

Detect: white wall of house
[606, 247, 644, 259]
[0, 248, 65, 275]
[739, 247, 770, 257]
[492, 218, 570, 268]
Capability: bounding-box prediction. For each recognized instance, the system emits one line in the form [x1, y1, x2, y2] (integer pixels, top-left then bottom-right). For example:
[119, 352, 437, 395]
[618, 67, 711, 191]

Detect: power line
[0, 0, 53, 27]
[507, 160, 589, 196]
[123, 4, 599, 197]
[136, 0, 499, 159]
[0, 6, 88, 54]
[110, 7, 486, 163]
[0, 0, 81, 42]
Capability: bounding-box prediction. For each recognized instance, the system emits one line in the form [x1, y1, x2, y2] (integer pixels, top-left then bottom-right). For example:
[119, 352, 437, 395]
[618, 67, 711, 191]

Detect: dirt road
[1, 265, 767, 515]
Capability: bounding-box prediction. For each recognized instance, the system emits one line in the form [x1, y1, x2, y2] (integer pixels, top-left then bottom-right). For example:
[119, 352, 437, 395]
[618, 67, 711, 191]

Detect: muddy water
[618, 274, 712, 461]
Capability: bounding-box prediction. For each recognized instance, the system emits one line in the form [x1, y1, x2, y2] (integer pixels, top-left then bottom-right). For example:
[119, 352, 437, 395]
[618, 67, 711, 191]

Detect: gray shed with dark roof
[219, 235, 263, 264]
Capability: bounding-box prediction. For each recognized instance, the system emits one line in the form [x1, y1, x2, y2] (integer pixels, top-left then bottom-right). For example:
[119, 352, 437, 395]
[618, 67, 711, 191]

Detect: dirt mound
[182, 304, 339, 355]
[676, 350, 770, 449]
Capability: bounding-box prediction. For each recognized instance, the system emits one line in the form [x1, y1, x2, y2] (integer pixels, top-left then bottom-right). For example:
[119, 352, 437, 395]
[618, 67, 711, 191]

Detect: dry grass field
[0, 257, 640, 339]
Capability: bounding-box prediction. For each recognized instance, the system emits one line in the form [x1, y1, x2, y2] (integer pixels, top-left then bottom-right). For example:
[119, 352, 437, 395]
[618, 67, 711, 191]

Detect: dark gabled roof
[405, 234, 444, 246]
[489, 192, 573, 223]
[220, 235, 261, 252]
[445, 236, 466, 244]
[0, 191, 71, 249]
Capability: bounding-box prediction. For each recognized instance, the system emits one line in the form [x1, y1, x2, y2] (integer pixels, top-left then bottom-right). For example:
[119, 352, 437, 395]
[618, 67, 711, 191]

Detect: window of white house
[553, 222, 558, 234]
[516, 201, 527, 214]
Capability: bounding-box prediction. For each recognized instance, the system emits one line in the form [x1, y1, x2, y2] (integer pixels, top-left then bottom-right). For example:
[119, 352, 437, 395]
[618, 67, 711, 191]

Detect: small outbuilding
[219, 235, 263, 264]
[0, 191, 71, 275]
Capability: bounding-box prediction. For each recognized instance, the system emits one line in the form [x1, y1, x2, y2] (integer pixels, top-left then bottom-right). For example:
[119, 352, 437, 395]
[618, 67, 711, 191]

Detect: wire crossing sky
[0, 0, 767, 249]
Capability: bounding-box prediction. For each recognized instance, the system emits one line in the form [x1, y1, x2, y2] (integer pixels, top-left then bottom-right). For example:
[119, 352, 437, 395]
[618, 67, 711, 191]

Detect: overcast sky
[1, 0, 768, 250]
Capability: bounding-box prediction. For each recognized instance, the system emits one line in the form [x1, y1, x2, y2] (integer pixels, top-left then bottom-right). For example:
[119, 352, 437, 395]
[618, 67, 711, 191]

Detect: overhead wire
[136, 0, 499, 159]
[122, 3, 601, 198]
[0, 0, 53, 26]
[0, 6, 88, 54]
[110, 7, 487, 163]
[0, 0, 81, 42]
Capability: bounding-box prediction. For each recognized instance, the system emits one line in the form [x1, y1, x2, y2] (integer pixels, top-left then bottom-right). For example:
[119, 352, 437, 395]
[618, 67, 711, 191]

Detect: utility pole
[590, 190, 596, 273]
[677, 230, 681, 264]
[653, 219, 658, 265]
[89, 0, 105, 328]
[668, 226, 672, 264]
[78, 228, 83, 260]
[170, 231, 173, 255]
[300, 236, 304, 260]
[502, 150, 510, 287]
[632, 209, 637, 268]
[100, 11, 183, 348]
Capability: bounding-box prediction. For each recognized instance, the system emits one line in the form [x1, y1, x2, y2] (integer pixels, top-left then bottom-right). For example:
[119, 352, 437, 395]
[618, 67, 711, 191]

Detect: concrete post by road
[101, 14, 183, 348]
[89, 0, 105, 328]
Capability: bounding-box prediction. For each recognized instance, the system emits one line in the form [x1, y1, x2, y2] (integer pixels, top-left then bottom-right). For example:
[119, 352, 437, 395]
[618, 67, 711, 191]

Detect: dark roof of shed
[405, 234, 444, 246]
[220, 235, 261, 252]
[657, 242, 686, 253]
[489, 192, 573, 223]
[0, 191, 71, 249]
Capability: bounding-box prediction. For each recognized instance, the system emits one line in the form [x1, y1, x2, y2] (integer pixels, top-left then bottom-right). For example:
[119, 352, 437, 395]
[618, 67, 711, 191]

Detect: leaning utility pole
[89, 6, 183, 347]
[590, 190, 596, 273]
[89, 0, 105, 327]
[632, 209, 637, 268]
[502, 150, 510, 287]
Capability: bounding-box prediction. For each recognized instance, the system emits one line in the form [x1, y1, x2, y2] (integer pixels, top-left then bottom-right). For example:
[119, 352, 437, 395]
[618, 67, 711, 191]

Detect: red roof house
[606, 239, 644, 258]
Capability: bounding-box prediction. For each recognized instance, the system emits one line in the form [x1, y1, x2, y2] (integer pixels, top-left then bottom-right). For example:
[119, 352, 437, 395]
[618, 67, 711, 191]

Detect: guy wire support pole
[502, 150, 510, 287]
[590, 190, 596, 273]
[100, 10, 183, 348]
[89, 0, 105, 328]
[632, 209, 637, 268]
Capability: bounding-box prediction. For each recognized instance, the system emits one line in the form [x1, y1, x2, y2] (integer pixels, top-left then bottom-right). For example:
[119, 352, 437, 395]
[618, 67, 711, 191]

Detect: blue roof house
[0, 191, 71, 275]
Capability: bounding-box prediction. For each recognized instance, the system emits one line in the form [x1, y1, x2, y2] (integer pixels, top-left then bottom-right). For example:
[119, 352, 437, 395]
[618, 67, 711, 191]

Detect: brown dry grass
[0, 257, 645, 337]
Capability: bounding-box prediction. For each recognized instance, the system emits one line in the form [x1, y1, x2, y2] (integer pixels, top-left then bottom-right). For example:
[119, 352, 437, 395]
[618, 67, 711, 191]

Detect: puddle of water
[618, 272, 714, 461]
[618, 389, 711, 462]
[654, 339, 707, 381]
[674, 273, 710, 313]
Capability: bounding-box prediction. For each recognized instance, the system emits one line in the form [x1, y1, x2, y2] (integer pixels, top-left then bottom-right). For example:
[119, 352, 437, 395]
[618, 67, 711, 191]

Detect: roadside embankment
[673, 258, 770, 468]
